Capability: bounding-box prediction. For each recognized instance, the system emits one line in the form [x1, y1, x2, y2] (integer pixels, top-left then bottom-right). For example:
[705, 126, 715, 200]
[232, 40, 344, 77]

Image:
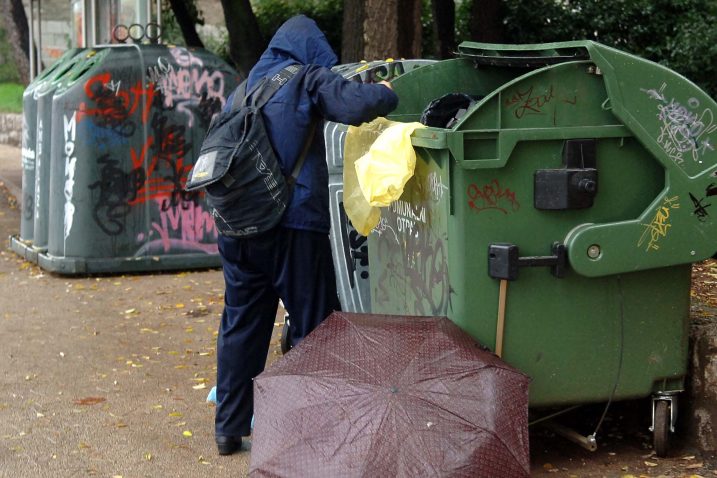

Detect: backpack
[185, 65, 313, 237]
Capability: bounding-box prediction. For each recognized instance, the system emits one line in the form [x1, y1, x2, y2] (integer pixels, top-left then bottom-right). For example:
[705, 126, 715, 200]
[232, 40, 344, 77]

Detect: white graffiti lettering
[642, 83, 717, 165]
[63, 112, 77, 241]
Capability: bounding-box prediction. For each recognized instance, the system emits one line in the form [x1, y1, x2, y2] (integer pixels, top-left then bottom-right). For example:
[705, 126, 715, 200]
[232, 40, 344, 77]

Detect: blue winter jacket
[226, 15, 399, 234]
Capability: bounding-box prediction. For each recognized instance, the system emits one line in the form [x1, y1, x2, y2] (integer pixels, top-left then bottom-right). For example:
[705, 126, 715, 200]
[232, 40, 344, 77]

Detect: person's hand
[377, 80, 393, 90]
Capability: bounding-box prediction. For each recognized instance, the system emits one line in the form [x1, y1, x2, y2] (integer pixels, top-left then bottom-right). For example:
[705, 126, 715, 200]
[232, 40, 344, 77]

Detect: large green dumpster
[10, 44, 239, 274]
[368, 40, 716, 452]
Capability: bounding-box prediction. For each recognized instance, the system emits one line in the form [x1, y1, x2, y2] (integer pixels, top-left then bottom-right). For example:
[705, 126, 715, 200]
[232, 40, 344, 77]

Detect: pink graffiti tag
[467, 179, 520, 214]
[144, 199, 218, 254]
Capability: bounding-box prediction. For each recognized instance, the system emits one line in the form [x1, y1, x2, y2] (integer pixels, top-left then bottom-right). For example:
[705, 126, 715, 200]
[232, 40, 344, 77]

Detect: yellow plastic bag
[355, 121, 426, 207]
[343, 118, 392, 236]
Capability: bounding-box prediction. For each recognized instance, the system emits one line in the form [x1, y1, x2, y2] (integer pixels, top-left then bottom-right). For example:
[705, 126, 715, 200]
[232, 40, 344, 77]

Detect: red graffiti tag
[78, 73, 156, 125]
[467, 179, 520, 214]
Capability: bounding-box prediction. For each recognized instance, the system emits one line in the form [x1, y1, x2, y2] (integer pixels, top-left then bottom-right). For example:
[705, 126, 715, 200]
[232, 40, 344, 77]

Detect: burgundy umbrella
[250, 312, 530, 477]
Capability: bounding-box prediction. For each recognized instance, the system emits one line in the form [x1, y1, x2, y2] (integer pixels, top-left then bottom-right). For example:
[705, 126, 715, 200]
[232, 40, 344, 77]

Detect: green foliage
[251, 0, 344, 57]
[0, 83, 24, 114]
[470, 0, 717, 97]
[0, 23, 20, 84]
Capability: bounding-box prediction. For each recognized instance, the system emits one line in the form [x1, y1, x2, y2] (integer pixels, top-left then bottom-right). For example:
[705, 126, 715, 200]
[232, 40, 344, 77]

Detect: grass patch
[0, 83, 24, 114]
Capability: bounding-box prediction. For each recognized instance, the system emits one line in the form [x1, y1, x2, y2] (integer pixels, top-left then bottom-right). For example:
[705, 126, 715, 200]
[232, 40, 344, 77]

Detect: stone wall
[0, 114, 22, 147]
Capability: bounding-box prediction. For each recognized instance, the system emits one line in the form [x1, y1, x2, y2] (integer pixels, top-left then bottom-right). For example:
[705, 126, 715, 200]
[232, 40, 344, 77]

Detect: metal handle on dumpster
[488, 243, 567, 356]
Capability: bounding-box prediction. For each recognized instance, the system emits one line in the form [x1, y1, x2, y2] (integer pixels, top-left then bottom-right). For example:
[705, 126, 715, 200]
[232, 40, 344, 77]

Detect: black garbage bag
[420, 92, 482, 128]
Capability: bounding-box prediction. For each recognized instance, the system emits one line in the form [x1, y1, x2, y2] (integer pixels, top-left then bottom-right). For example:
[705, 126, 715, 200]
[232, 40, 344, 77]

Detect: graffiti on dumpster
[467, 179, 520, 215]
[373, 216, 399, 244]
[391, 200, 427, 238]
[641, 83, 717, 167]
[350, 60, 421, 84]
[504, 84, 578, 120]
[60, 47, 232, 255]
[135, 198, 217, 254]
[147, 49, 227, 128]
[688, 183, 717, 222]
[637, 195, 680, 252]
[374, 225, 451, 316]
[63, 112, 77, 240]
[428, 171, 449, 202]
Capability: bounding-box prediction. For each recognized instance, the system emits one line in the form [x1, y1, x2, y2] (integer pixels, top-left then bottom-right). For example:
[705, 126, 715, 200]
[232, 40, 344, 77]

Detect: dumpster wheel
[280, 316, 291, 355]
[653, 400, 671, 457]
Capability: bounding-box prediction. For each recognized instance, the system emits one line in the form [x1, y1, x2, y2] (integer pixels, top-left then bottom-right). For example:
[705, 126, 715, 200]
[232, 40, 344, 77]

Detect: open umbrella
[250, 312, 530, 477]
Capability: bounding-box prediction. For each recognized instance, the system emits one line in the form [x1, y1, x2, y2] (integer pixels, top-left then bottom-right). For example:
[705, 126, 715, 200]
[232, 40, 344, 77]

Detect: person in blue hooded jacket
[214, 15, 398, 455]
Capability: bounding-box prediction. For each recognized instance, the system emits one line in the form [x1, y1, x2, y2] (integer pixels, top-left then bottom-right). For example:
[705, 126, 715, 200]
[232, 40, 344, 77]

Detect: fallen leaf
[192, 383, 207, 390]
[644, 461, 658, 467]
[73, 397, 106, 406]
[182, 430, 193, 437]
[686, 464, 704, 469]
[168, 412, 183, 418]
[198, 456, 210, 465]
[143, 452, 153, 461]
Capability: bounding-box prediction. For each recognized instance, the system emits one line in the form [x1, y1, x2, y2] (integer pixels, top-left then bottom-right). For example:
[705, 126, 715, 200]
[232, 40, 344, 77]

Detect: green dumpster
[368, 40, 716, 454]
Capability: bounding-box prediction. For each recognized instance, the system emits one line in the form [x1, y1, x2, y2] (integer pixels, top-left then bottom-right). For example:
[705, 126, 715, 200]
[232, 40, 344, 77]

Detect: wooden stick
[496, 279, 508, 358]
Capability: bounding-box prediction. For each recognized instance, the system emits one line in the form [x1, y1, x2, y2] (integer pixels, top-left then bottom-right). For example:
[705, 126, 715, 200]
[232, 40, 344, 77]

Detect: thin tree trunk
[397, 0, 422, 58]
[432, 0, 455, 59]
[168, 0, 205, 48]
[341, 0, 365, 63]
[469, 0, 504, 43]
[4, 0, 30, 84]
[219, 0, 265, 77]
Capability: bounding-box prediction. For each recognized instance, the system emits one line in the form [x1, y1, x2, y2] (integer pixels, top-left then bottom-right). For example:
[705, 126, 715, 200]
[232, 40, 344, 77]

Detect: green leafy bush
[493, 0, 717, 97]
[252, 0, 343, 57]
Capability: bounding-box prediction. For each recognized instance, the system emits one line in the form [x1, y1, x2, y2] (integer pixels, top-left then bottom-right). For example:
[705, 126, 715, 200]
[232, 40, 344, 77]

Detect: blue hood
[247, 15, 338, 88]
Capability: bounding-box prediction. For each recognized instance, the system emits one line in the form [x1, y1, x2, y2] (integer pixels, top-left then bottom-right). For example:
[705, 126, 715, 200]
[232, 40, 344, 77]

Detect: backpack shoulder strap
[249, 64, 303, 109]
[287, 119, 318, 188]
[229, 80, 248, 112]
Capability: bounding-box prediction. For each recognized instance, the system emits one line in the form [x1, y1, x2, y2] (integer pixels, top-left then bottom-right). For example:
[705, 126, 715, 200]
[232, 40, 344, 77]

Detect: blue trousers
[215, 227, 341, 438]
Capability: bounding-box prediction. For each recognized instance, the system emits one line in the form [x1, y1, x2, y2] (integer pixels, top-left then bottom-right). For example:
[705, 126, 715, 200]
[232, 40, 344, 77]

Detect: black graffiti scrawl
[690, 182, 717, 222]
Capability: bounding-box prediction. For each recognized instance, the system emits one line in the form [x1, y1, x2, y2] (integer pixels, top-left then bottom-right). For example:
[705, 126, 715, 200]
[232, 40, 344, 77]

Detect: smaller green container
[18, 48, 83, 243]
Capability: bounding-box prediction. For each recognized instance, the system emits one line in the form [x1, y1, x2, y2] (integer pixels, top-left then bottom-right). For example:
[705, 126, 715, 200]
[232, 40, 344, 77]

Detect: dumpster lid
[458, 40, 591, 68]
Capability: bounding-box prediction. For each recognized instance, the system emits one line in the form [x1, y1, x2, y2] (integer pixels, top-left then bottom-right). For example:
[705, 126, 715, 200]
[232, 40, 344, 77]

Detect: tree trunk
[341, 0, 365, 63]
[4, 0, 30, 84]
[431, 0, 455, 59]
[168, 0, 205, 48]
[469, 0, 504, 43]
[397, 0, 422, 58]
[363, 0, 421, 61]
[219, 0, 265, 78]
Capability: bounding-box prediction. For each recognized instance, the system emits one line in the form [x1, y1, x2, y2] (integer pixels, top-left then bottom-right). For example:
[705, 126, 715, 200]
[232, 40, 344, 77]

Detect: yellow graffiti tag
[638, 196, 680, 252]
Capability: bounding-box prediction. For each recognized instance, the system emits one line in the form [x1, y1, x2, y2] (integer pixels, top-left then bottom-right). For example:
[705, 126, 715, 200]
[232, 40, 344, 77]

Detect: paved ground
[0, 143, 715, 477]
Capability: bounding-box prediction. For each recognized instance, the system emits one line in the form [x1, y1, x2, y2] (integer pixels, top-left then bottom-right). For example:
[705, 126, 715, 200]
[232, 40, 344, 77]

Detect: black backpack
[185, 65, 313, 237]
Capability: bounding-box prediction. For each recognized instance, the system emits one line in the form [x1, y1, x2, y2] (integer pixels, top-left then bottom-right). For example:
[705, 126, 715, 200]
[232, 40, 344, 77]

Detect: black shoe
[216, 435, 242, 455]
